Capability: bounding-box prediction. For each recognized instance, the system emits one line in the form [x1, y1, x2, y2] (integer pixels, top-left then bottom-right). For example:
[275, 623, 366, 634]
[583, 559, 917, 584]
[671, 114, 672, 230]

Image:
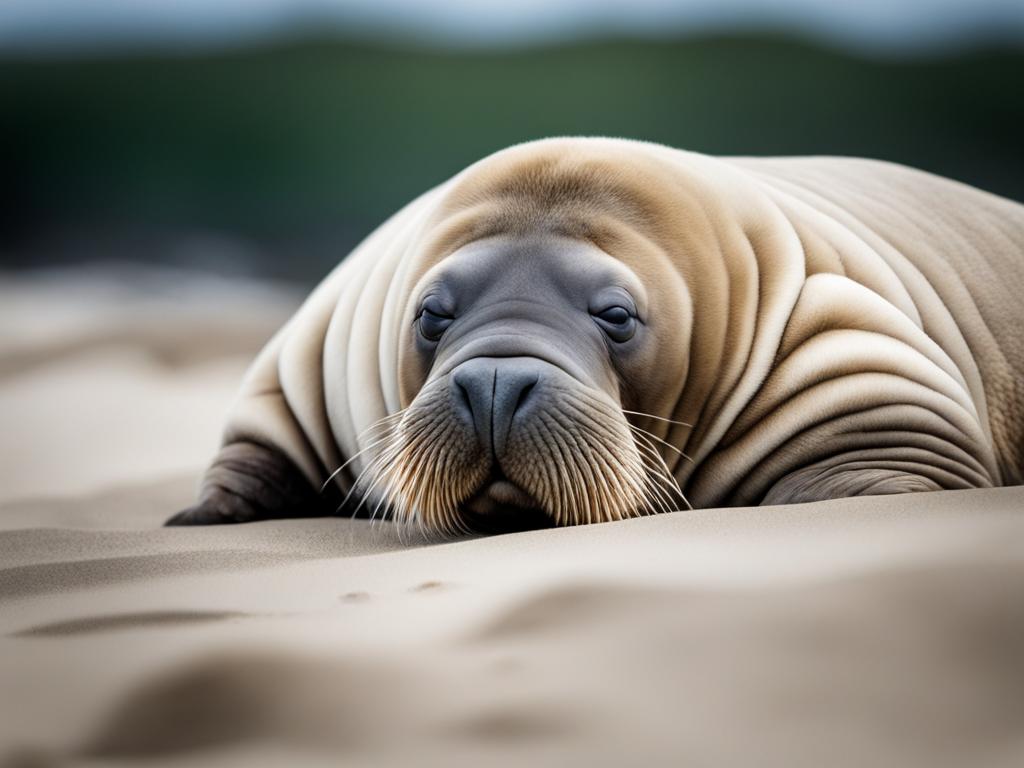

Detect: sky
[1, 0, 1023, 55]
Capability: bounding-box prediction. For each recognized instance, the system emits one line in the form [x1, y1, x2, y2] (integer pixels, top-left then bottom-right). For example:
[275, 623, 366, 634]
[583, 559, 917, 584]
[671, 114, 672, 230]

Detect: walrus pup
[168, 137, 1024, 532]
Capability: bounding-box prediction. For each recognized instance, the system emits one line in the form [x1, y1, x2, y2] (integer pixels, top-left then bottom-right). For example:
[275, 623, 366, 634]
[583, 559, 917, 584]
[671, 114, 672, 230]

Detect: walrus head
[352, 234, 690, 534]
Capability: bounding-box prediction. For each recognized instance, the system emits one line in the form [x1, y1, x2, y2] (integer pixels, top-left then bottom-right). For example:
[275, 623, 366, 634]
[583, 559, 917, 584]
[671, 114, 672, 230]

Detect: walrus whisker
[532, 414, 577, 525]
[572, 388, 690, 434]
[366, 458, 400, 524]
[560, 395, 629, 437]
[555, 406, 654, 520]
[621, 443, 674, 516]
[543, 410, 639, 523]
[560, 445, 584, 526]
[557, 399, 659, 507]
[629, 429, 680, 487]
[633, 457, 674, 515]
[322, 407, 419, 498]
[540, 412, 604, 524]
[554, 425, 587, 526]
[636, 443, 685, 509]
[321, 429, 399, 493]
[414, 423, 472, 534]
[635, 473, 666, 517]
[383, 446, 422, 535]
[375, 435, 423, 526]
[336, 426, 410, 505]
[627, 434, 691, 514]
[431, 420, 477, 533]
[627, 423, 693, 463]
[561, 417, 639, 521]
[325, 409, 430, 512]
[526, 418, 562, 524]
[521, 422, 563, 523]
[637, 444, 690, 513]
[544, 410, 624, 502]
[350, 462, 397, 524]
[637, 464, 675, 515]
[619, 409, 693, 429]
[631, 431, 692, 511]
[388, 408, 479, 537]
[368, 407, 453, 521]
[579, 427, 645, 520]
[340, 420, 429, 521]
[400, 436, 448, 533]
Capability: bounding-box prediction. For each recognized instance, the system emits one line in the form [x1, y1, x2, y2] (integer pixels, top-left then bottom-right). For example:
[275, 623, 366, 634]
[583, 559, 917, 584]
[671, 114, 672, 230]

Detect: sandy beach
[2, 268, 1022, 767]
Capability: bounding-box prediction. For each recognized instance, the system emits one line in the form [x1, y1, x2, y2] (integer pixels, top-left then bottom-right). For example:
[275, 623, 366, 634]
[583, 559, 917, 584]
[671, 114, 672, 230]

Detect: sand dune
[1, 269, 1022, 767]
[0, 267, 298, 502]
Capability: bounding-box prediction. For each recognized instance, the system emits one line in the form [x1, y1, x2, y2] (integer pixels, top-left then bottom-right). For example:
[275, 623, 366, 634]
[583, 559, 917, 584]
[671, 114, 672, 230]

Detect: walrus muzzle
[360, 355, 680, 535]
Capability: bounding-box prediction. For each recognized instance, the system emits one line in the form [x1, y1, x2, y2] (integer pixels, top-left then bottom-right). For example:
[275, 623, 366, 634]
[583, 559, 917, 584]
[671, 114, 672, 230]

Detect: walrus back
[731, 156, 1024, 483]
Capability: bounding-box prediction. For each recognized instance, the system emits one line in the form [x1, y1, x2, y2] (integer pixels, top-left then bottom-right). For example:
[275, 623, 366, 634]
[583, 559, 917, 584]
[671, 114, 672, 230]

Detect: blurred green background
[3, 4, 1023, 283]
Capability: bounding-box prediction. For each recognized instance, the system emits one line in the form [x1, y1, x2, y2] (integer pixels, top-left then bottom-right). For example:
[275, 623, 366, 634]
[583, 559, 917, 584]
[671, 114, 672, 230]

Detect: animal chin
[467, 474, 540, 511]
[460, 469, 554, 533]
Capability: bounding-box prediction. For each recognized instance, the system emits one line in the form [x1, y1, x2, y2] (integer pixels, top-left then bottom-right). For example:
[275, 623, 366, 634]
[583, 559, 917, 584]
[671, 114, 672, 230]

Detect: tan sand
[0, 267, 299, 502]
[1, 268, 1022, 767]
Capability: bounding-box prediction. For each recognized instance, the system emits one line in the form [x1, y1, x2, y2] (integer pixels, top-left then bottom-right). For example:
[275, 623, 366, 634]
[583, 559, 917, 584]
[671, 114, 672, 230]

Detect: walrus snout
[450, 356, 545, 459]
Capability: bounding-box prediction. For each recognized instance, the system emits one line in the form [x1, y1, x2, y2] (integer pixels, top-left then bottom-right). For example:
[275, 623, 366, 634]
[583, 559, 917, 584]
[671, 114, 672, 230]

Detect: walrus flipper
[166, 441, 331, 525]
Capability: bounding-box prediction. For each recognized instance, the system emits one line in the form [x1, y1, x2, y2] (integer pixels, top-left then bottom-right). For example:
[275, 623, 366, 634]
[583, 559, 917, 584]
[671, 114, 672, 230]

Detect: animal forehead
[425, 235, 643, 304]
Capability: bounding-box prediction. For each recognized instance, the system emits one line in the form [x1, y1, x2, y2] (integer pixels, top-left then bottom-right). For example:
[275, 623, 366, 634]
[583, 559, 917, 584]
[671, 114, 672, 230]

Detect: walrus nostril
[511, 379, 537, 416]
[451, 377, 474, 424]
[491, 369, 540, 458]
[450, 362, 496, 451]
[450, 358, 545, 458]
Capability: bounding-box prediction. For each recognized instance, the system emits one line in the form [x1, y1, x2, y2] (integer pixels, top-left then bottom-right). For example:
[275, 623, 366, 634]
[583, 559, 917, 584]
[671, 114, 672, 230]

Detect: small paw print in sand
[409, 580, 447, 593]
[339, 591, 371, 603]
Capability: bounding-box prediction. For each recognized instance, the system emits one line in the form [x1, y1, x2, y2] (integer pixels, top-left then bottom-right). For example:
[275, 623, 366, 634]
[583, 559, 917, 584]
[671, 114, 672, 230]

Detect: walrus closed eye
[168, 137, 1024, 533]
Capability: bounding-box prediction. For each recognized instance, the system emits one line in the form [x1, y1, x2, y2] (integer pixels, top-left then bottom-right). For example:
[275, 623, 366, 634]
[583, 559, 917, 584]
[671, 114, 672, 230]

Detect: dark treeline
[3, 35, 1022, 282]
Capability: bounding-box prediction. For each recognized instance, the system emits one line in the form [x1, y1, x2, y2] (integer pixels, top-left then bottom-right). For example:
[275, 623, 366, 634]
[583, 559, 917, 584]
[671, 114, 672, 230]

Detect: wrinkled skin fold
[168, 137, 1024, 532]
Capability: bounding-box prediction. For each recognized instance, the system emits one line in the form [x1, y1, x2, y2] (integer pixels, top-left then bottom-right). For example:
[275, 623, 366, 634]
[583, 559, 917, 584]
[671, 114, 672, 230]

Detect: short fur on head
[169, 137, 1024, 531]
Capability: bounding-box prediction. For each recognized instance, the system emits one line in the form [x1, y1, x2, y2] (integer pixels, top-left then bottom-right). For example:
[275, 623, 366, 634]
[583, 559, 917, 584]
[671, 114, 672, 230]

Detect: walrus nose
[450, 357, 542, 457]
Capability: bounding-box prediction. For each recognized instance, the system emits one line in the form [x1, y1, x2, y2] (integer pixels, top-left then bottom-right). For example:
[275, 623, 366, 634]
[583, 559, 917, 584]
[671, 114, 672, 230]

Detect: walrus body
[169, 138, 1024, 531]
